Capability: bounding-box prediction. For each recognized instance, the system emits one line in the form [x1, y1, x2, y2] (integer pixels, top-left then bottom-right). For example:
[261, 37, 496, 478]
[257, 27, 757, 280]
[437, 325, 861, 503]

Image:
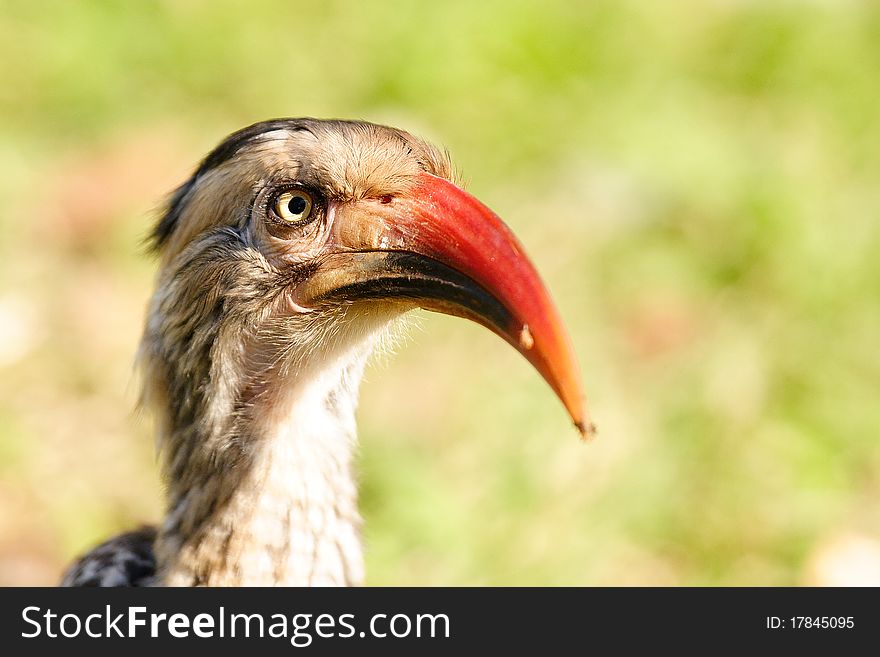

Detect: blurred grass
[0, 0, 878, 585]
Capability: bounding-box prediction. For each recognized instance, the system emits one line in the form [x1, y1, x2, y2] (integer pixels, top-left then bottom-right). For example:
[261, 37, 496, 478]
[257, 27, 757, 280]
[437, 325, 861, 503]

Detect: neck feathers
[141, 230, 394, 585]
[156, 353, 369, 586]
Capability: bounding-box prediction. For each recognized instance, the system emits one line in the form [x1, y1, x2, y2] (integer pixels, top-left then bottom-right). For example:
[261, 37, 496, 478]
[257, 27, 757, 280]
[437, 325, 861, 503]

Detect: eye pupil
[288, 195, 307, 215]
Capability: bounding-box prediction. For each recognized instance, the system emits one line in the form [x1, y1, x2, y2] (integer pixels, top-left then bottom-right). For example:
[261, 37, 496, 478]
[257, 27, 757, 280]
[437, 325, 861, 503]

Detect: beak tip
[575, 419, 598, 441]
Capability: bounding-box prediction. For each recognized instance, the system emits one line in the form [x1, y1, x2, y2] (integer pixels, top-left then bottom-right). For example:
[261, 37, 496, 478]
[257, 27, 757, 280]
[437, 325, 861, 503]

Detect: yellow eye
[274, 190, 313, 223]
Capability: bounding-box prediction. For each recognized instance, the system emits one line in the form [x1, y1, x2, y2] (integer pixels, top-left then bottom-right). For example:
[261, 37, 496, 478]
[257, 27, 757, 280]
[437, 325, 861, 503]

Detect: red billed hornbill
[61, 119, 590, 586]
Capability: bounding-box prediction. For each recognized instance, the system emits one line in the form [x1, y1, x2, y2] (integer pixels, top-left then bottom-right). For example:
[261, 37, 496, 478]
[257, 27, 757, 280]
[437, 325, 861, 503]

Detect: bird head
[144, 119, 590, 445]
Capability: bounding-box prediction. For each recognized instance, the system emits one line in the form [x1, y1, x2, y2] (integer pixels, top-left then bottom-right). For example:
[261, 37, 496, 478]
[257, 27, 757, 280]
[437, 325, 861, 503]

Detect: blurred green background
[1, 0, 878, 586]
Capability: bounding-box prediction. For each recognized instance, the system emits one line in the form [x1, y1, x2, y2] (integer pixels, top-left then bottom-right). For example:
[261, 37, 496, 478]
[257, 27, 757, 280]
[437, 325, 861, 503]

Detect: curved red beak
[297, 172, 592, 437]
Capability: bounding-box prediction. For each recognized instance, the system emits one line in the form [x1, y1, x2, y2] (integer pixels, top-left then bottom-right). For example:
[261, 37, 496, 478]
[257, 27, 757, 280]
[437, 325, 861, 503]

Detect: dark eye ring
[273, 189, 313, 223]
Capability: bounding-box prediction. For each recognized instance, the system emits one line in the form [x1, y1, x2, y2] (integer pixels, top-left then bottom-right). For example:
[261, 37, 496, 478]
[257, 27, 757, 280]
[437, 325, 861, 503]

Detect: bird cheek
[264, 220, 306, 242]
[255, 210, 334, 266]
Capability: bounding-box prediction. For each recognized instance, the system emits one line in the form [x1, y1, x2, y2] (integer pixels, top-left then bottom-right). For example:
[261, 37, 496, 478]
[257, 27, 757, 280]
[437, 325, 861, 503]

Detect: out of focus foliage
[0, 0, 878, 585]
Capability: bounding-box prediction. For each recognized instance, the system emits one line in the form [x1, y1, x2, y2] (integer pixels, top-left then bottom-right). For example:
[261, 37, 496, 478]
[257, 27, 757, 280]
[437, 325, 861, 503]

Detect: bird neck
[154, 335, 375, 587]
